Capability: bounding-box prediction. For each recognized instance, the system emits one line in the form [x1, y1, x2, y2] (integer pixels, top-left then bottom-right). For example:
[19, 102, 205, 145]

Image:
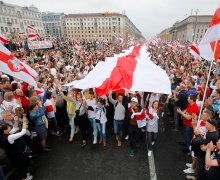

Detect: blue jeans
[88, 118, 98, 138]
[97, 122, 106, 141]
[48, 117, 58, 132]
[114, 120, 124, 141]
[184, 125, 193, 149]
[68, 115, 75, 138]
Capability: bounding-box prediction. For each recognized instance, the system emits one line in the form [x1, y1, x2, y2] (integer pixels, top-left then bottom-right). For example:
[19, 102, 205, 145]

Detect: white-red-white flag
[190, 43, 201, 60]
[198, 4, 220, 60]
[28, 33, 40, 41]
[19, 32, 24, 35]
[113, 33, 118, 39]
[0, 33, 9, 44]
[119, 35, 123, 44]
[27, 25, 37, 31]
[0, 43, 38, 87]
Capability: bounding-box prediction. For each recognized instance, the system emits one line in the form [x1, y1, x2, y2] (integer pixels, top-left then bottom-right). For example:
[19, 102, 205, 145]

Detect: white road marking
[148, 151, 157, 180]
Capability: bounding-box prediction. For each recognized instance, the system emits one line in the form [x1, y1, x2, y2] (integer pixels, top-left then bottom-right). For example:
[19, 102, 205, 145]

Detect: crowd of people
[0, 36, 219, 180]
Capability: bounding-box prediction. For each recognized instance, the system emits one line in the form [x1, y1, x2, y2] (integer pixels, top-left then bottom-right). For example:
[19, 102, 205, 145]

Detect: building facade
[169, 15, 212, 42]
[64, 12, 143, 41]
[42, 12, 65, 38]
[0, 1, 44, 37]
[159, 28, 171, 41]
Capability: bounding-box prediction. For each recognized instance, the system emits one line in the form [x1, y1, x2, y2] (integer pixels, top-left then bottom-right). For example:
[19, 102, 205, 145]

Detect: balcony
[7, 22, 12, 26]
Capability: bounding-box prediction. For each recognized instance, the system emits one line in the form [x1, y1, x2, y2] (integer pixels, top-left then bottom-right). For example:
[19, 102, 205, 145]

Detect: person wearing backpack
[84, 98, 107, 147]
[108, 91, 128, 147]
[172, 83, 188, 131]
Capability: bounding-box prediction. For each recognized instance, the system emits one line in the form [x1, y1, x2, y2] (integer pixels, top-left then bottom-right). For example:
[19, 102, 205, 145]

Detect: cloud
[5, 0, 219, 38]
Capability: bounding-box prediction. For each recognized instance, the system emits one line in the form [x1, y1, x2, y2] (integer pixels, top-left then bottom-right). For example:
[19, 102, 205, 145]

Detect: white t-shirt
[86, 98, 97, 118]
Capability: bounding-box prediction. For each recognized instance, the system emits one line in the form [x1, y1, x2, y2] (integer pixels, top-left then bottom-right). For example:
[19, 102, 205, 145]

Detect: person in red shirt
[177, 94, 199, 153]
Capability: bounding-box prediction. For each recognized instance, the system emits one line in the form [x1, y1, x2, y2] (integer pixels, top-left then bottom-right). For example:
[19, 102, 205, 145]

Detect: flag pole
[198, 40, 218, 120]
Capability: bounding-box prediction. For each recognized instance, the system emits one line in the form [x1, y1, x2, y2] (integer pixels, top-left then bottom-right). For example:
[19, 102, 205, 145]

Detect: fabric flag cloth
[19, 32, 24, 35]
[198, 4, 220, 60]
[28, 33, 40, 41]
[71, 45, 171, 96]
[0, 33, 9, 44]
[119, 35, 123, 44]
[0, 43, 38, 87]
[27, 25, 37, 31]
[190, 43, 201, 60]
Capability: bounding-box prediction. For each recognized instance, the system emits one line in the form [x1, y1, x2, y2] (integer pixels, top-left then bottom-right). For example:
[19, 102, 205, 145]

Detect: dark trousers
[0, 166, 4, 180]
[147, 132, 157, 151]
[195, 155, 205, 180]
[128, 125, 140, 149]
[78, 113, 89, 141]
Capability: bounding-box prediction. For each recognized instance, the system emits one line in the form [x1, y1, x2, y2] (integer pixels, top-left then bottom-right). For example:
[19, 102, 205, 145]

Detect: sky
[5, 0, 219, 39]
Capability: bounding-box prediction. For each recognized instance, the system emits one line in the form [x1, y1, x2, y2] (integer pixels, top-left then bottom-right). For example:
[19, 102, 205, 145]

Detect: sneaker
[69, 137, 73, 142]
[103, 141, 107, 147]
[152, 141, 155, 146]
[22, 173, 33, 180]
[116, 135, 118, 141]
[130, 149, 134, 157]
[172, 128, 180, 132]
[55, 132, 62, 136]
[186, 175, 196, 180]
[46, 144, 51, 149]
[148, 150, 152, 157]
[74, 129, 80, 134]
[118, 141, 122, 147]
[43, 148, 52, 152]
[125, 135, 129, 140]
[136, 142, 140, 147]
[183, 168, 195, 174]
[93, 137, 97, 144]
[99, 138, 103, 144]
[81, 141, 86, 148]
[186, 163, 192, 168]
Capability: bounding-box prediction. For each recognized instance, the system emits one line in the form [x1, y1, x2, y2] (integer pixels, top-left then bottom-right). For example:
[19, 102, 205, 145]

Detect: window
[201, 29, 203, 33]
[15, 19, 17, 24]
[197, 29, 199, 33]
[2, 17, 5, 23]
[11, 18, 14, 23]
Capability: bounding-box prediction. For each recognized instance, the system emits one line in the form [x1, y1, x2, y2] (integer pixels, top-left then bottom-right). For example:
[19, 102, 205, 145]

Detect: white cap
[191, 75, 197, 80]
[1, 75, 9, 79]
[131, 97, 138, 103]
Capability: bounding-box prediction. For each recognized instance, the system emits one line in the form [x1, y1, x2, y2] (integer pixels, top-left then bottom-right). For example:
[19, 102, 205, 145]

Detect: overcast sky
[5, 0, 219, 38]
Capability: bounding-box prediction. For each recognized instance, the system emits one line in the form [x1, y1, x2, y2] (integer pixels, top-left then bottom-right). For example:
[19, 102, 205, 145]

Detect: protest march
[0, 1, 220, 180]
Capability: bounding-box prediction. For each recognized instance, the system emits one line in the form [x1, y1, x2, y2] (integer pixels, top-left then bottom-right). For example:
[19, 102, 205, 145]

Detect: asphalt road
[8, 114, 190, 180]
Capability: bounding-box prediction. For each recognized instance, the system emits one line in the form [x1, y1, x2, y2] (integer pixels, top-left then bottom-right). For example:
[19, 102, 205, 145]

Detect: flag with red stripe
[28, 33, 40, 41]
[0, 43, 38, 87]
[0, 33, 9, 44]
[190, 43, 201, 60]
[27, 25, 37, 31]
[198, 4, 220, 60]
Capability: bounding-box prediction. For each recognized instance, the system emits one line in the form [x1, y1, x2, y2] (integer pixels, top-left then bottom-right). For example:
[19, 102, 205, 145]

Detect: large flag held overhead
[69, 45, 171, 96]
[190, 43, 201, 60]
[198, 4, 220, 60]
[0, 43, 38, 87]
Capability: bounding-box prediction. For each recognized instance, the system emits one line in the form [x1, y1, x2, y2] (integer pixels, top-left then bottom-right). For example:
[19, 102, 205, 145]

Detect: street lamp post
[193, 9, 199, 42]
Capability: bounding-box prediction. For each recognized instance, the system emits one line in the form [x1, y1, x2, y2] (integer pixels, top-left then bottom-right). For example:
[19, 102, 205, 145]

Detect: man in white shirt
[83, 90, 98, 144]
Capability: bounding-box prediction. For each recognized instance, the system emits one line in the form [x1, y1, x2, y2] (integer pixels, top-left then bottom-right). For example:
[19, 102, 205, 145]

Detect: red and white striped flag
[19, 32, 25, 35]
[0, 33, 9, 44]
[0, 43, 38, 87]
[113, 33, 118, 39]
[198, 4, 220, 60]
[190, 43, 201, 60]
[73, 45, 171, 96]
[27, 25, 37, 31]
[28, 33, 40, 41]
[119, 35, 123, 44]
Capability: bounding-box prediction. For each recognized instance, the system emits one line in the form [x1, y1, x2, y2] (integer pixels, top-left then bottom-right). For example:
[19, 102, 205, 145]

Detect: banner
[28, 41, 53, 49]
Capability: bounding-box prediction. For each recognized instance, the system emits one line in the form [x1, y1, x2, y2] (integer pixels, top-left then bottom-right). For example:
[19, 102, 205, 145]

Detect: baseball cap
[131, 97, 138, 103]
[207, 119, 218, 128]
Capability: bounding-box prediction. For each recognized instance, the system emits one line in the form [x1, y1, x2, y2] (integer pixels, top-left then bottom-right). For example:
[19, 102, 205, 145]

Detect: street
[8, 113, 191, 180]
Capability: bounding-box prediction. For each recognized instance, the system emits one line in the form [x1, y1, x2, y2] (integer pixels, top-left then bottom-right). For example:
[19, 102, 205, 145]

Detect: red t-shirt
[183, 103, 199, 127]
